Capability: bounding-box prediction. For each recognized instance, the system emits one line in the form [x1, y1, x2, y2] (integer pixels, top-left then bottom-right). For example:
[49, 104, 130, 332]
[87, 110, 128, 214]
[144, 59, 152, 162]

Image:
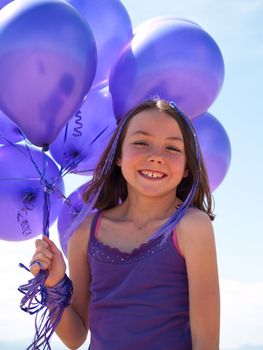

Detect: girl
[30, 99, 220, 350]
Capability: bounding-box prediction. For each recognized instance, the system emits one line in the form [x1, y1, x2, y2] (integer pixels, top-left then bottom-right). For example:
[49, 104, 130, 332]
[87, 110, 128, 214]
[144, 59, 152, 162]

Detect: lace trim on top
[88, 212, 169, 264]
[89, 234, 169, 264]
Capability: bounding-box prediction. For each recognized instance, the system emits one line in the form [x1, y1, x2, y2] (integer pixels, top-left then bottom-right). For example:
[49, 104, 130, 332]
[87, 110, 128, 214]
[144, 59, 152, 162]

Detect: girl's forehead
[126, 109, 182, 135]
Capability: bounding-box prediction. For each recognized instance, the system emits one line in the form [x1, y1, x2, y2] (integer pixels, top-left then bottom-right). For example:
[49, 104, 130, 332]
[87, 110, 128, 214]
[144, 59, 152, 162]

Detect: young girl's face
[117, 109, 189, 200]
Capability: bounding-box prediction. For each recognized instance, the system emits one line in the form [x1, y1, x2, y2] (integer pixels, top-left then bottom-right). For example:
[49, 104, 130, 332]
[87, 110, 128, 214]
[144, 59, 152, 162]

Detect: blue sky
[0, 0, 263, 349]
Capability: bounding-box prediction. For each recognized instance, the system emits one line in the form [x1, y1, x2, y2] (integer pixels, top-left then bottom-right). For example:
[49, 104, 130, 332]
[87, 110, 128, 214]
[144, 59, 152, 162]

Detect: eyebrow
[130, 130, 184, 142]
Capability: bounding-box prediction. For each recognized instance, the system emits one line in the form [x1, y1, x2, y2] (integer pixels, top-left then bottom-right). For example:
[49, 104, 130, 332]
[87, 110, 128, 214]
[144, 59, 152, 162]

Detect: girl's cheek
[124, 147, 146, 158]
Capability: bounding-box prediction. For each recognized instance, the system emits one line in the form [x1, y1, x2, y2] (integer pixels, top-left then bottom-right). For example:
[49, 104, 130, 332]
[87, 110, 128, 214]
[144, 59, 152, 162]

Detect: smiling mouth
[138, 170, 167, 179]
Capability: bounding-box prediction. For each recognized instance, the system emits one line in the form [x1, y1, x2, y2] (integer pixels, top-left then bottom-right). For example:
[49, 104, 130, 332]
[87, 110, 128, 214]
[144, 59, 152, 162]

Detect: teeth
[140, 170, 164, 178]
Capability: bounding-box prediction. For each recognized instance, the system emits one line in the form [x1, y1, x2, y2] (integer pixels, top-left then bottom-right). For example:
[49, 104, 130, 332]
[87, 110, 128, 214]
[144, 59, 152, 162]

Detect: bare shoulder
[178, 208, 220, 346]
[68, 212, 96, 256]
[180, 207, 212, 226]
[176, 208, 215, 258]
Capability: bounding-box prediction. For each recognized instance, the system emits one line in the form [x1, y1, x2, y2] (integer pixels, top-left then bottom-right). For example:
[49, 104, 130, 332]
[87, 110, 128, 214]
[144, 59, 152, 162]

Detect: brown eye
[133, 141, 148, 146]
[166, 146, 180, 152]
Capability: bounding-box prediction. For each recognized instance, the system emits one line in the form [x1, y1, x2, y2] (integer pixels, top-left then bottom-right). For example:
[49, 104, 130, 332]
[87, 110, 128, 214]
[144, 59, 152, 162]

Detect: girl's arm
[31, 216, 93, 349]
[177, 209, 220, 350]
[54, 216, 93, 349]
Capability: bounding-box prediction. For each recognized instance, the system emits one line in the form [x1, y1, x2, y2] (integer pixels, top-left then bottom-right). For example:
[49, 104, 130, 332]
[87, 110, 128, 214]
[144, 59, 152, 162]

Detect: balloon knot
[42, 144, 49, 152]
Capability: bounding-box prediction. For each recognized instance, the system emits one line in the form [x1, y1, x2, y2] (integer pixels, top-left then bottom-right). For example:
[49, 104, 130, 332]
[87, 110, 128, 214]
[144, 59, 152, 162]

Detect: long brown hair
[83, 99, 215, 220]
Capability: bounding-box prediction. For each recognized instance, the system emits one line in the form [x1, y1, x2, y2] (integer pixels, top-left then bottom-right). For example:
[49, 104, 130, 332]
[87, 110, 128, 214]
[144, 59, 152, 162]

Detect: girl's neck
[119, 192, 180, 227]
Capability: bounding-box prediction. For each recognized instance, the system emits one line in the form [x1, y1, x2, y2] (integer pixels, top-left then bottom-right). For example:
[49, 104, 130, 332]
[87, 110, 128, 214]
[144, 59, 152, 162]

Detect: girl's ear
[116, 155, 122, 167]
[183, 168, 189, 178]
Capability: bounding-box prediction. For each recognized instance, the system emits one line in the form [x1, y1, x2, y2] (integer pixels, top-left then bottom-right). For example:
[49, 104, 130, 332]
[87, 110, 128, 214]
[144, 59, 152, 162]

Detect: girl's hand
[30, 236, 66, 287]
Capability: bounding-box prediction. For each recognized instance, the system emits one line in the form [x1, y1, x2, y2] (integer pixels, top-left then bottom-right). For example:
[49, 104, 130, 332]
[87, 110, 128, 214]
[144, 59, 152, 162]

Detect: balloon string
[59, 128, 108, 176]
[21, 138, 64, 238]
[0, 132, 53, 186]
[1, 131, 62, 238]
[89, 124, 111, 145]
[0, 133, 70, 211]
[0, 131, 23, 145]
[41, 149, 52, 238]
[1, 132, 60, 238]
[0, 130, 42, 169]
[59, 122, 69, 174]
[42, 186, 51, 238]
[23, 142, 45, 179]
[18, 264, 73, 350]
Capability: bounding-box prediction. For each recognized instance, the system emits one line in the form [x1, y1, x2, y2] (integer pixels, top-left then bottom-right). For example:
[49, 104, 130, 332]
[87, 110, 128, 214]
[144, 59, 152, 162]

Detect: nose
[147, 154, 164, 164]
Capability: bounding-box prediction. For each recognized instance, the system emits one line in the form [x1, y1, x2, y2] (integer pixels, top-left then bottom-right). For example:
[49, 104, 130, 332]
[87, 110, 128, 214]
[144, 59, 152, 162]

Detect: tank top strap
[90, 210, 102, 239]
[172, 228, 184, 258]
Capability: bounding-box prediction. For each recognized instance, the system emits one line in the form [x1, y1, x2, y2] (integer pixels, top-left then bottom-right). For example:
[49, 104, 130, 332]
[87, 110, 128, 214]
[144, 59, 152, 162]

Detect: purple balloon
[0, 0, 97, 147]
[0, 0, 13, 10]
[192, 112, 231, 191]
[134, 16, 201, 34]
[67, 0, 133, 89]
[0, 109, 23, 145]
[110, 17, 225, 120]
[57, 184, 86, 256]
[49, 88, 117, 175]
[0, 145, 64, 241]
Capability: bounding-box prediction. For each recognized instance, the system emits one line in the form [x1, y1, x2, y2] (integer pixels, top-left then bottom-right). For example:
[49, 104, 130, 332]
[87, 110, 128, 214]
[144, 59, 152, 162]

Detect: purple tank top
[88, 211, 192, 350]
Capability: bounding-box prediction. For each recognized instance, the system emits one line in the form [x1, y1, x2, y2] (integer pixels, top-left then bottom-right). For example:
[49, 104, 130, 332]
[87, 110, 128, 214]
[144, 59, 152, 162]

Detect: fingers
[35, 238, 49, 249]
[30, 238, 54, 275]
[30, 260, 49, 276]
[43, 236, 63, 256]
